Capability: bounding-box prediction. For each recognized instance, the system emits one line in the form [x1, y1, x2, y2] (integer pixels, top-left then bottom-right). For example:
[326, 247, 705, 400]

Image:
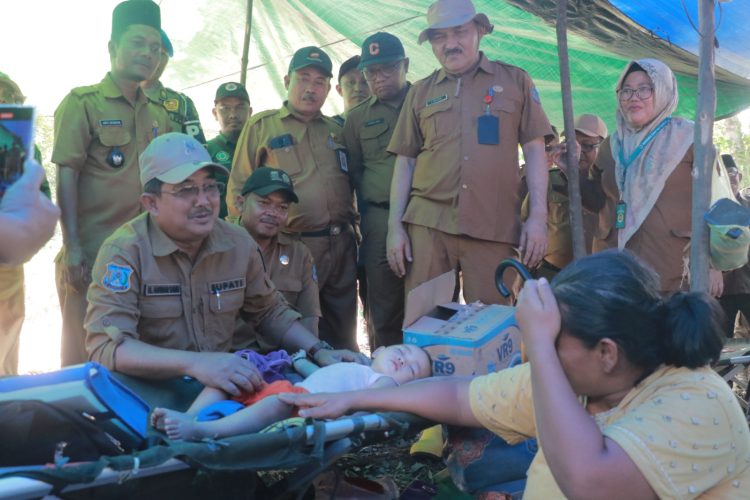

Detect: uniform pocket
[360, 121, 391, 160]
[140, 296, 183, 318]
[99, 127, 132, 147]
[418, 99, 453, 148]
[271, 144, 304, 177]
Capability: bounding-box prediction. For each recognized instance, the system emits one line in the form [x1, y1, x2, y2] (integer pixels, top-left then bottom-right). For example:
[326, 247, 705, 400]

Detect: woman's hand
[278, 391, 354, 419]
[515, 278, 562, 354]
[708, 268, 724, 298]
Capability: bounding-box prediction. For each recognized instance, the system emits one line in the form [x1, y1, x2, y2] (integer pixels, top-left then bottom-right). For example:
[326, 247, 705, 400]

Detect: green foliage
[715, 116, 750, 180]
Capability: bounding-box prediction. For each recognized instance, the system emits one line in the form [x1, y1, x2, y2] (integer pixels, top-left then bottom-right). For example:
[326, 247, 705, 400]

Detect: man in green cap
[227, 46, 359, 352]
[207, 81, 252, 219]
[53, 0, 171, 366]
[342, 32, 410, 349]
[0, 72, 56, 375]
[233, 166, 320, 350]
[141, 29, 206, 145]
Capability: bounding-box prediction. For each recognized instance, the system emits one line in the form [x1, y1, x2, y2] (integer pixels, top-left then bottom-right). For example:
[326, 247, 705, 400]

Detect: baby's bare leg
[185, 386, 231, 416]
[154, 396, 295, 441]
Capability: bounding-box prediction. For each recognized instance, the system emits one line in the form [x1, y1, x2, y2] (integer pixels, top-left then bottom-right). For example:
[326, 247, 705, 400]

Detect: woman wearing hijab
[590, 58, 723, 295]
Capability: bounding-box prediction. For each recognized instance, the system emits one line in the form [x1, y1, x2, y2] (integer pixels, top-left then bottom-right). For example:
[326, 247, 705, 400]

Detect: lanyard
[618, 117, 671, 193]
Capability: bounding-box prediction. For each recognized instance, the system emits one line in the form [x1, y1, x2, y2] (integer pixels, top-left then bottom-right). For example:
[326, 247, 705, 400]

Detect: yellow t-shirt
[469, 363, 750, 499]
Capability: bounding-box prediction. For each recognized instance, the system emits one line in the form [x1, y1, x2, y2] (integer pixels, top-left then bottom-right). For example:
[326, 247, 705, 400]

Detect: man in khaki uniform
[85, 133, 361, 395]
[207, 82, 252, 220]
[227, 46, 359, 351]
[387, 0, 551, 306]
[0, 72, 54, 375]
[342, 32, 410, 348]
[233, 167, 320, 351]
[141, 29, 206, 144]
[53, 0, 171, 366]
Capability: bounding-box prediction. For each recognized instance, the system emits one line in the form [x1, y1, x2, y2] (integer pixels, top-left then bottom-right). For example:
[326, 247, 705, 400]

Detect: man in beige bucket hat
[386, 0, 553, 307]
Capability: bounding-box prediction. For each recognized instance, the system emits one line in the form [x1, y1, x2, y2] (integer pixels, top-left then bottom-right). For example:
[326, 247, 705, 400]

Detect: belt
[299, 224, 346, 237]
[368, 201, 390, 210]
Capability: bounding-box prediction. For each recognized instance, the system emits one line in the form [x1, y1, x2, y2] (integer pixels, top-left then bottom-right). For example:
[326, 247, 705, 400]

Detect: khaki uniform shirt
[388, 53, 551, 244]
[51, 73, 170, 261]
[85, 213, 300, 369]
[227, 102, 356, 231]
[342, 89, 408, 204]
[144, 83, 206, 144]
[233, 232, 320, 350]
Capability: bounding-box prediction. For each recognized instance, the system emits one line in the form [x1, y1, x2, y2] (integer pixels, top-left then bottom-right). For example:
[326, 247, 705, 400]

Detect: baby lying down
[152, 344, 432, 440]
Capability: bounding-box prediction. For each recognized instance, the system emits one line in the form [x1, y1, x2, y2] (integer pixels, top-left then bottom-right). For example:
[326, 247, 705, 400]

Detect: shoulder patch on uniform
[99, 119, 123, 127]
[531, 87, 541, 104]
[102, 263, 133, 293]
[71, 84, 99, 97]
[164, 99, 180, 112]
[209, 278, 246, 294]
[215, 150, 230, 162]
[143, 283, 182, 296]
[425, 94, 448, 107]
[364, 118, 385, 127]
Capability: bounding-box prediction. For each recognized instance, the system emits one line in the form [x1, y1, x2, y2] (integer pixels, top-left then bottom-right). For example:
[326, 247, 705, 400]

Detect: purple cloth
[235, 349, 292, 383]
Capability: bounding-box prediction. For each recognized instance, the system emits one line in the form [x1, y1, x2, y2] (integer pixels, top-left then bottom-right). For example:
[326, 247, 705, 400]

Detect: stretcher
[0, 366, 430, 499]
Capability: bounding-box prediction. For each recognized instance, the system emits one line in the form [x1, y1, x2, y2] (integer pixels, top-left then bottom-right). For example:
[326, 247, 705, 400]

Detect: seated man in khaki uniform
[233, 166, 320, 350]
[85, 133, 362, 397]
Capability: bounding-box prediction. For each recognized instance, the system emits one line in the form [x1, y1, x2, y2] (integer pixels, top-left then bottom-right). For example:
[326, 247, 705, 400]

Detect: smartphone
[0, 105, 36, 199]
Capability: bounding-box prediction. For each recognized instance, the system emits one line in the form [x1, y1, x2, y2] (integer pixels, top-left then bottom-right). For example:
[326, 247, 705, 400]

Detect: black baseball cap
[241, 167, 299, 203]
[338, 56, 362, 82]
[215, 82, 250, 103]
[288, 46, 333, 78]
[359, 32, 406, 69]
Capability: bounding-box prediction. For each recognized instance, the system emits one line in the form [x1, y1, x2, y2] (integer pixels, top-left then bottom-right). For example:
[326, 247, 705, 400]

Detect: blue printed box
[404, 302, 523, 377]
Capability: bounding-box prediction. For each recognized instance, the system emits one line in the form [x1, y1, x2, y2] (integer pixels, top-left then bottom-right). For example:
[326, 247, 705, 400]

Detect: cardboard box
[403, 302, 523, 377]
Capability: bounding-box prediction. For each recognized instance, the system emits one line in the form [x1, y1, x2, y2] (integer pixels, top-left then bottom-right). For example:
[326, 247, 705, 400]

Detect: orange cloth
[234, 380, 308, 407]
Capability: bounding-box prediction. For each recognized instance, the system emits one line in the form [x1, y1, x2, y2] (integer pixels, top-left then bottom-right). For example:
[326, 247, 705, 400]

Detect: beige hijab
[611, 59, 694, 248]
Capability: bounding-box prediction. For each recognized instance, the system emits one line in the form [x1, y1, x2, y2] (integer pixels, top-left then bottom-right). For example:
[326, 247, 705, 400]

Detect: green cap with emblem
[288, 46, 333, 78]
[359, 32, 406, 69]
[241, 167, 299, 203]
[111, 0, 161, 41]
[215, 82, 250, 103]
[139, 132, 228, 186]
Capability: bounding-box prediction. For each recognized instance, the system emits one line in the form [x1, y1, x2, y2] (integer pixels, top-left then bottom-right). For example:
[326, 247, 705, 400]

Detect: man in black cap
[52, 0, 171, 366]
[227, 46, 359, 352]
[142, 29, 206, 145]
[342, 32, 410, 349]
[332, 55, 370, 126]
[207, 82, 252, 219]
[233, 167, 320, 350]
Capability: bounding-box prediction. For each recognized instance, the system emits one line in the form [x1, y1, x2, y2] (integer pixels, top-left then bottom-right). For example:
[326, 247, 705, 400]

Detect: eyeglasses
[363, 62, 402, 81]
[617, 85, 653, 101]
[580, 142, 602, 153]
[216, 104, 250, 115]
[163, 182, 225, 200]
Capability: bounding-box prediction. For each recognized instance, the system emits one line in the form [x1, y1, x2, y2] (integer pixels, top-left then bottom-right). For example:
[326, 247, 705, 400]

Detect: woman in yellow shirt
[282, 250, 750, 499]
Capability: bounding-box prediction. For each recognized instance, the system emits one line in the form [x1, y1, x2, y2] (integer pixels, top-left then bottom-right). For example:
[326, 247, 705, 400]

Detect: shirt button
[464, 156, 469, 161]
[462, 184, 468, 189]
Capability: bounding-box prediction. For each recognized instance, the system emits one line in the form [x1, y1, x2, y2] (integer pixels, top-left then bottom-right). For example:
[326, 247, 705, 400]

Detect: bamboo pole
[556, 0, 586, 259]
[690, 0, 716, 292]
[240, 0, 254, 86]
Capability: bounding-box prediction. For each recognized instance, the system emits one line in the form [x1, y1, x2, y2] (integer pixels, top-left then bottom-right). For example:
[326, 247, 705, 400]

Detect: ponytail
[659, 292, 724, 368]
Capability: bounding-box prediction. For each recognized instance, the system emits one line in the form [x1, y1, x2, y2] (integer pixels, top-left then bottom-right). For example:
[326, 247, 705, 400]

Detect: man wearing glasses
[207, 82, 252, 219]
[85, 133, 362, 395]
[227, 46, 359, 352]
[341, 32, 410, 349]
[52, 0, 170, 366]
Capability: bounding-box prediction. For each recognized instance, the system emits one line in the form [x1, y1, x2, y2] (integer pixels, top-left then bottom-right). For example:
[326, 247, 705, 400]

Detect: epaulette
[247, 108, 281, 126]
[70, 84, 100, 97]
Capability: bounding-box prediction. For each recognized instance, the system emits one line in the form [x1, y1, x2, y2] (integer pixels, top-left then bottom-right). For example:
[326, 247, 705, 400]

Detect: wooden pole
[690, 0, 716, 292]
[556, 0, 586, 259]
[240, 0, 254, 86]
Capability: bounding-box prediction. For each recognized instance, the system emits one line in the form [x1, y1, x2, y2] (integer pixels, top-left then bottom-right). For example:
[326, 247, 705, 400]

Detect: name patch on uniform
[209, 278, 246, 294]
[425, 95, 448, 107]
[364, 118, 385, 127]
[99, 119, 123, 127]
[143, 284, 182, 296]
[102, 263, 133, 293]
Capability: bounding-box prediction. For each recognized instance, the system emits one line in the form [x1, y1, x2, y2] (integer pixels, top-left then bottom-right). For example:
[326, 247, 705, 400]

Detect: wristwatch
[307, 340, 334, 359]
